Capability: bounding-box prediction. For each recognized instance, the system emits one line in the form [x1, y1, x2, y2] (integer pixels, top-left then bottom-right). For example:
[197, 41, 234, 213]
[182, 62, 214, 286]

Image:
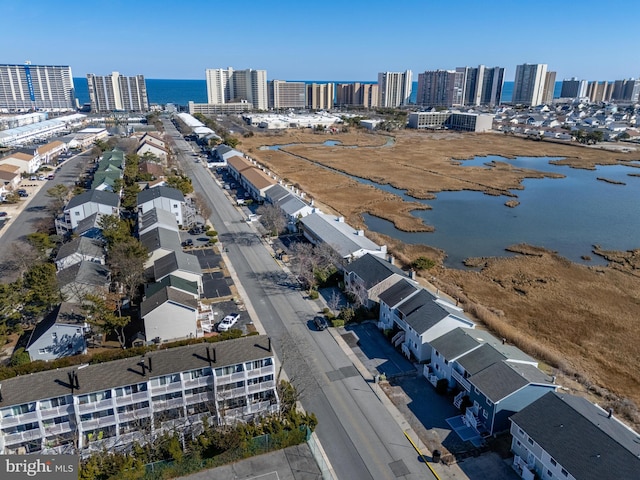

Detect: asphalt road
[163, 116, 434, 480]
[0, 151, 93, 282]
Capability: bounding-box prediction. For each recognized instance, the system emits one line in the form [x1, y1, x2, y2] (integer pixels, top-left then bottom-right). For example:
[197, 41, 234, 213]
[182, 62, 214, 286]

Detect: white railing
[428, 374, 439, 388]
[451, 369, 471, 391]
[184, 392, 211, 405]
[215, 371, 246, 384]
[247, 380, 275, 394]
[149, 382, 182, 395]
[117, 407, 151, 422]
[453, 391, 466, 409]
[153, 397, 184, 411]
[43, 422, 73, 436]
[115, 391, 149, 406]
[81, 415, 117, 430]
[0, 410, 39, 426]
[77, 398, 114, 414]
[217, 386, 246, 400]
[183, 376, 212, 389]
[39, 405, 73, 419]
[4, 428, 43, 444]
[246, 366, 274, 378]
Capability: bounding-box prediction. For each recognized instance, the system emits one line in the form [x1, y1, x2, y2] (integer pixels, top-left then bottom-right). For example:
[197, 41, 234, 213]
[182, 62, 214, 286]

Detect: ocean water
[73, 78, 562, 106]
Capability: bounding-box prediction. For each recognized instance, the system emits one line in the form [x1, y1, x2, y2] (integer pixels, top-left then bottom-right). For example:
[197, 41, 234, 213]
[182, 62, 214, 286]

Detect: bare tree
[192, 192, 212, 222]
[288, 242, 318, 290]
[327, 290, 342, 314]
[257, 204, 286, 237]
[345, 278, 369, 309]
[8, 242, 40, 276]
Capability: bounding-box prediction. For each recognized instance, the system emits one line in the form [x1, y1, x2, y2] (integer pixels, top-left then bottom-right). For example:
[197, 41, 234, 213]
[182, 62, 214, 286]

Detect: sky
[2, 0, 639, 81]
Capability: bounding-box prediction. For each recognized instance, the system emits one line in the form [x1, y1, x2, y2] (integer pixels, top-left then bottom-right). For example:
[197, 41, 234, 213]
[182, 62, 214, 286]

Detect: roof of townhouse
[26, 302, 86, 350]
[469, 361, 553, 402]
[153, 251, 202, 280]
[0, 169, 20, 181]
[299, 212, 383, 259]
[470, 330, 537, 365]
[0, 163, 21, 173]
[278, 195, 310, 216]
[401, 291, 453, 335]
[1, 151, 33, 161]
[227, 155, 253, 172]
[346, 253, 407, 288]
[264, 184, 291, 204]
[138, 140, 169, 155]
[0, 335, 275, 407]
[140, 286, 198, 317]
[56, 260, 110, 288]
[55, 236, 104, 263]
[396, 288, 437, 318]
[36, 140, 65, 155]
[74, 212, 103, 236]
[139, 207, 179, 234]
[456, 343, 507, 376]
[140, 226, 181, 253]
[66, 189, 120, 210]
[137, 185, 185, 205]
[145, 275, 199, 299]
[510, 392, 640, 480]
[430, 328, 481, 360]
[378, 279, 419, 307]
[214, 144, 234, 155]
[242, 167, 277, 190]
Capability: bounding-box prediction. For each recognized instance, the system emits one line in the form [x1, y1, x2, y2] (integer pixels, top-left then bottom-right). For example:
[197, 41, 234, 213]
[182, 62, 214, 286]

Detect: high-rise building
[611, 78, 640, 103]
[86, 72, 149, 112]
[541, 71, 557, 105]
[587, 81, 613, 103]
[377, 70, 412, 108]
[307, 83, 334, 110]
[512, 63, 548, 106]
[205, 67, 268, 110]
[462, 65, 505, 106]
[336, 83, 378, 108]
[0, 63, 75, 111]
[560, 78, 588, 98]
[416, 69, 466, 107]
[268, 80, 306, 109]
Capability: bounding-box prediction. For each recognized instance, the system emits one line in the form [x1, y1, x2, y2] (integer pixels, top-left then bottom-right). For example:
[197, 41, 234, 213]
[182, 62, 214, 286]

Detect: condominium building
[205, 67, 268, 110]
[377, 70, 412, 108]
[408, 111, 494, 132]
[307, 83, 334, 110]
[0, 64, 75, 112]
[587, 81, 614, 103]
[560, 78, 588, 98]
[541, 71, 557, 105]
[416, 70, 466, 107]
[336, 83, 378, 108]
[86, 72, 149, 112]
[462, 65, 505, 106]
[611, 78, 640, 103]
[268, 80, 306, 109]
[512, 64, 548, 106]
[0, 336, 279, 456]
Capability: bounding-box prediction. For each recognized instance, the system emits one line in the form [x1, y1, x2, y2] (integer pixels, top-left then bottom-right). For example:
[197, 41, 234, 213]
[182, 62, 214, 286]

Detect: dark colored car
[181, 239, 194, 247]
[313, 316, 329, 331]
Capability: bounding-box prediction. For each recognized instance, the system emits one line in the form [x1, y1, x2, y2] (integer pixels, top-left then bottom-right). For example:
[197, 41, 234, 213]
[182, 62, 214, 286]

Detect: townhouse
[0, 336, 279, 456]
[137, 186, 187, 226]
[56, 190, 120, 235]
[54, 236, 106, 271]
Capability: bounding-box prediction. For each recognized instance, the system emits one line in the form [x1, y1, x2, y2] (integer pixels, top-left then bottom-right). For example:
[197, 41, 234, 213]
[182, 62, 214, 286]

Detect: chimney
[388, 255, 395, 265]
[140, 356, 147, 376]
[73, 371, 80, 390]
[147, 357, 153, 373]
[0, 384, 3, 403]
[310, 199, 314, 206]
[67, 372, 75, 393]
[356, 229, 364, 236]
[409, 269, 416, 280]
[338, 216, 344, 223]
[268, 337, 272, 352]
[608, 408, 613, 419]
[502, 338, 507, 345]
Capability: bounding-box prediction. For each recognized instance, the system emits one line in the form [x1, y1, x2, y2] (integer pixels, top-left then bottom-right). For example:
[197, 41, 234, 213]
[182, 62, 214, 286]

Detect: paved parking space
[192, 248, 223, 270]
[202, 271, 232, 299]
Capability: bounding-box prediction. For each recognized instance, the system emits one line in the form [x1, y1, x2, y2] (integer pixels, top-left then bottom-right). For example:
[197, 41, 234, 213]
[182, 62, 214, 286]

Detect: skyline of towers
[86, 72, 149, 112]
[0, 63, 76, 111]
[377, 70, 413, 108]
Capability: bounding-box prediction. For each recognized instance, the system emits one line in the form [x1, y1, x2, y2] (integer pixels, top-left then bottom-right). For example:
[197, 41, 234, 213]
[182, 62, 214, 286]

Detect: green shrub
[330, 319, 345, 328]
[412, 256, 435, 270]
[308, 290, 319, 300]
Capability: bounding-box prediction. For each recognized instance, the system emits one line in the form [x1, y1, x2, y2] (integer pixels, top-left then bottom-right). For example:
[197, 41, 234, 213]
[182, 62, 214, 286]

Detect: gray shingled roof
[0, 335, 274, 407]
[140, 286, 198, 317]
[74, 212, 103, 236]
[456, 343, 507, 376]
[469, 361, 552, 401]
[145, 275, 198, 298]
[278, 195, 310, 216]
[402, 295, 451, 335]
[139, 207, 179, 234]
[137, 186, 185, 206]
[397, 289, 437, 317]
[26, 302, 86, 349]
[153, 251, 202, 280]
[378, 279, 418, 307]
[510, 392, 640, 480]
[66, 189, 120, 210]
[140, 226, 181, 253]
[346, 253, 407, 289]
[56, 261, 110, 287]
[430, 328, 481, 360]
[55, 236, 105, 263]
[264, 184, 291, 204]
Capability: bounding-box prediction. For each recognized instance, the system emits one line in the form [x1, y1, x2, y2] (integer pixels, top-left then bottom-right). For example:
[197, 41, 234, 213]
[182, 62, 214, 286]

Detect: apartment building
[560, 77, 588, 99]
[0, 336, 279, 456]
[307, 83, 334, 110]
[0, 63, 76, 112]
[378, 70, 412, 108]
[336, 82, 378, 108]
[416, 70, 466, 107]
[86, 72, 149, 112]
[512, 64, 548, 106]
[407, 112, 494, 132]
[462, 65, 505, 106]
[541, 71, 557, 105]
[268, 80, 306, 109]
[205, 67, 268, 110]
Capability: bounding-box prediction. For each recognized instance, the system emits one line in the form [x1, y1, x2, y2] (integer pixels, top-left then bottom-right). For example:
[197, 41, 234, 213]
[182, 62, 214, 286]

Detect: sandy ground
[240, 129, 640, 425]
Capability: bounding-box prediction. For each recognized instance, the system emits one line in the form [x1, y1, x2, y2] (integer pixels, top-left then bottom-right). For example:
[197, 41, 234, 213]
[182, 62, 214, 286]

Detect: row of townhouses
[0, 336, 279, 456]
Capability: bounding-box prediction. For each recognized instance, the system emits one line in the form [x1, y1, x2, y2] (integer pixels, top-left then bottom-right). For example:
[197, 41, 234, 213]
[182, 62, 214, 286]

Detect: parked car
[17, 190, 29, 197]
[313, 316, 329, 331]
[181, 239, 194, 247]
[0, 212, 7, 217]
[217, 313, 240, 332]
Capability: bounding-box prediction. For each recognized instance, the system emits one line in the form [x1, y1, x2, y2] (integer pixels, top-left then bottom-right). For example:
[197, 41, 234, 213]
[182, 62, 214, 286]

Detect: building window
[52, 332, 57, 340]
[39, 348, 47, 354]
[482, 409, 488, 419]
[561, 469, 568, 477]
[547, 470, 553, 478]
[486, 398, 493, 407]
[527, 437, 534, 446]
[518, 428, 524, 436]
[550, 458, 557, 467]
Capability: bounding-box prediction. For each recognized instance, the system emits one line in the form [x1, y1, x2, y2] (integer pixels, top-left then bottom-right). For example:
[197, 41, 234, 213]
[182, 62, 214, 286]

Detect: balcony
[153, 397, 184, 411]
[184, 392, 212, 405]
[246, 366, 274, 378]
[114, 391, 149, 406]
[81, 415, 117, 430]
[77, 398, 114, 414]
[117, 407, 151, 422]
[215, 371, 246, 384]
[40, 405, 74, 420]
[247, 380, 275, 394]
[43, 421, 73, 436]
[4, 428, 43, 445]
[0, 410, 39, 427]
[150, 382, 183, 396]
[451, 369, 471, 392]
[183, 376, 212, 390]
[216, 386, 246, 401]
